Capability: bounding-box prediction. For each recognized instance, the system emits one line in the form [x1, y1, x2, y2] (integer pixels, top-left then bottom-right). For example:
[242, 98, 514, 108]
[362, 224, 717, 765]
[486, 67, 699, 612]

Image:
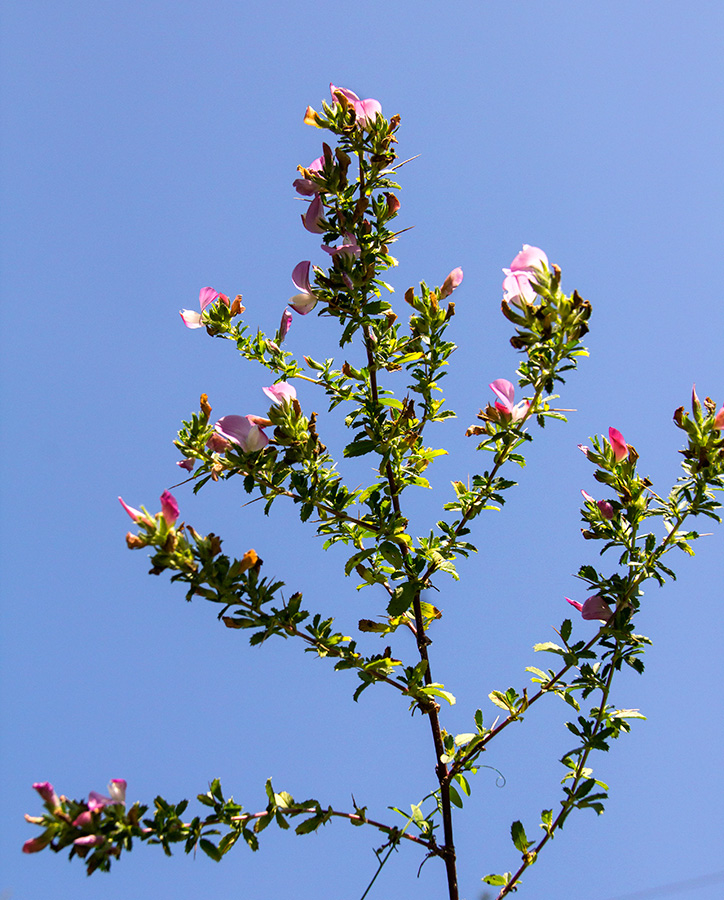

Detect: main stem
[356, 142, 458, 899]
[363, 322, 459, 900]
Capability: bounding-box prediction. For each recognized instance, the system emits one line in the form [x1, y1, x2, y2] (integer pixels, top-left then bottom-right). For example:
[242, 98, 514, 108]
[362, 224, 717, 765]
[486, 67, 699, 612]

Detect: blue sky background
[2, 2, 723, 899]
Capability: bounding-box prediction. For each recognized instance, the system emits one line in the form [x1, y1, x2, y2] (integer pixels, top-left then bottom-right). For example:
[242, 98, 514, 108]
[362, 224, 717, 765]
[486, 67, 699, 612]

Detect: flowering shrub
[24, 84, 724, 899]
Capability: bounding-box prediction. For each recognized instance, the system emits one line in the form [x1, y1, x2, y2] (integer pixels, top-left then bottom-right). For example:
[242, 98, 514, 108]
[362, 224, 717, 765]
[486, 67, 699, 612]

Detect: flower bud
[440, 267, 463, 299]
[608, 427, 629, 462]
[160, 491, 179, 526]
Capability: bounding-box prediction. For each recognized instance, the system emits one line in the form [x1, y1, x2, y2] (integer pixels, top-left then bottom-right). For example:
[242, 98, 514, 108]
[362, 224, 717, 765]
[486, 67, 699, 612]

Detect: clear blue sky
[1, 2, 723, 899]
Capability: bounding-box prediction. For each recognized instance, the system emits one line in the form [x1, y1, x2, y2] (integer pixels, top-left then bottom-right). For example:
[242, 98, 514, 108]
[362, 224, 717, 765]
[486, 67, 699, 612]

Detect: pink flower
[581, 490, 614, 520]
[23, 836, 50, 853]
[302, 193, 326, 233]
[322, 232, 361, 258]
[289, 261, 319, 315]
[385, 193, 400, 215]
[263, 382, 297, 406]
[489, 379, 529, 423]
[177, 458, 194, 472]
[293, 156, 324, 196]
[118, 497, 153, 526]
[608, 427, 629, 462]
[714, 405, 724, 430]
[73, 834, 105, 848]
[206, 432, 230, 453]
[330, 83, 382, 126]
[215, 415, 269, 453]
[502, 245, 549, 307]
[180, 287, 228, 329]
[33, 782, 59, 807]
[88, 779, 127, 809]
[279, 308, 293, 343]
[566, 595, 614, 622]
[440, 267, 463, 299]
[160, 491, 179, 526]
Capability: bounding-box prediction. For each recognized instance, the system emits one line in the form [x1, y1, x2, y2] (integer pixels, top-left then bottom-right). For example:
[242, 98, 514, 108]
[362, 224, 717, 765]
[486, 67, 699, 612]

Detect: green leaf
[448, 785, 463, 808]
[511, 820, 528, 852]
[343, 439, 377, 458]
[199, 838, 222, 861]
[560, 618, 572, 643]
[483, 873, 511, 886]
[387, 581, 418, 616]
[534, 641, 565, 654]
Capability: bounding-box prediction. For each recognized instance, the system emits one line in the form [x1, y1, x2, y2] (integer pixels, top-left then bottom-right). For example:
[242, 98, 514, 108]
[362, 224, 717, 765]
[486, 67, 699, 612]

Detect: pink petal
[215, 416, 269, 453]
[565, 598, 584, 613]
[87, 791, 112, 811]
[713, 405, 724, 430]
[279, 308, 292, 342]
[23, 837, 49, 853]
[490, 379, 515, 410]
[177, 458, 194, 472]
[118, 497, 149, 524]
[73, 835, 105, 848]
[308, 155, 324, 172]
[608, 427, 629, 462]
[597, 500, 614, 519]
[502, 270, 536, 306]
[440, 267, 463, 299]
[108, 779, 127, 803]
[510, 245, 549, 273]
[289, 292, 318, 315]
[180, 309, 204, 329]
[198, 287, 220, 312]
[160, 490, 179, 526]
[33, 782, 59, 805]
[263, 382, 297, 405]
[355, 98, 382, 124]
[330, 83, 361, 104]
[302, 194, 325, 233]
[581, 595, 614, 622]
[73, 810, 93, 827]
[292, 261, 312, 294]
[581, 490, 596, 504]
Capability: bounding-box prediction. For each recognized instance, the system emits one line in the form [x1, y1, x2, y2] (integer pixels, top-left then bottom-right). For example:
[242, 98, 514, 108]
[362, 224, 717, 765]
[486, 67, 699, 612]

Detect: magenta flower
[489, 379, 529, 423]
[89, 779, 127, 810]
[302, 193, 326, 233]
[293, 156, 324, 196]
[176, 458, 194, 472]
[322, 232, 361, 258]
[118, 497, 152, 526]
[608, 427, 629, 462]
[502, 245, 549, 307]
[279, 308, 293, 343]
[714, 405, 724, 430]
[263, 382, 297, 406]
[180, 287, 228, 329]
[289, 261, 319, 315]
[440, 267, 463, 299]
[160, 491, 179, 526]
[566, 595, 614, 622]
[215, 415, 269, 453]
[581, 490, 615, 520]
[33, 782, 59, 807]
[330, 83, 382, 126]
